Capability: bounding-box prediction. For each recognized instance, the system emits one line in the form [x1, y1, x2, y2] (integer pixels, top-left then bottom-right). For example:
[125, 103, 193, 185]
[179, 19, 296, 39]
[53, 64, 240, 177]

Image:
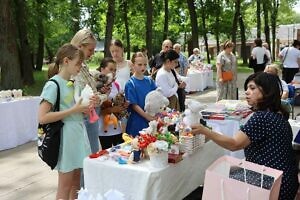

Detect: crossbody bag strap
[282, 47, 290, 64]
[171, 69, 180, 86]
[48, 79, 61, 111]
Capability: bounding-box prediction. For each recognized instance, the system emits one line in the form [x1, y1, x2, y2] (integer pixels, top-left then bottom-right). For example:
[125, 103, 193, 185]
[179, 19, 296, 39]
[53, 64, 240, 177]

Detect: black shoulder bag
[37, 79, 64, 170]
[171, 69, 186, 112]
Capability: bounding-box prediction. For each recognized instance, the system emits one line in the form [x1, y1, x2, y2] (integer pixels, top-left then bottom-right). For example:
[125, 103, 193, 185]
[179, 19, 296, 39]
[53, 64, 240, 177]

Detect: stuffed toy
[182, 99, 204, 127]
[92, 71, 114, 92]
[144, 88, 169, 117]
[112, 93, 129, 120]
[103, 113, 118, 133]
[78, 84, 100, 123]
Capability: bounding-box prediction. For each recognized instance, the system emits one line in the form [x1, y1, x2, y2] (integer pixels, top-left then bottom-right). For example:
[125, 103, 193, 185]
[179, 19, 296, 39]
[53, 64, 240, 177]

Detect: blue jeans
[84, 107, 100, 154]
[81, 107, 100, 187]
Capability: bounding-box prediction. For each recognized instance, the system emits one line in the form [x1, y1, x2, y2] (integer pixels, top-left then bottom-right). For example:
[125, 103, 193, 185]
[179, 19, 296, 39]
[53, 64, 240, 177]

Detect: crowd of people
[38, 27, 300, 199]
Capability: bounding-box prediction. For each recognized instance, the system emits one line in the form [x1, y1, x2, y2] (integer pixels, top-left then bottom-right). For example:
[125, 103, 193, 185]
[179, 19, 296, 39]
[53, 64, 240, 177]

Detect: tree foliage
[1, 0, 299, 89]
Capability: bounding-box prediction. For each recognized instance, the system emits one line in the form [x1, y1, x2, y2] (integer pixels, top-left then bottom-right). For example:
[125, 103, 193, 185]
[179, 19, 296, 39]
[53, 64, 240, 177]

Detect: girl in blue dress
[192, 72, 299, 199]
[125, 52, 157, 137]
[39, 44, 91, 199]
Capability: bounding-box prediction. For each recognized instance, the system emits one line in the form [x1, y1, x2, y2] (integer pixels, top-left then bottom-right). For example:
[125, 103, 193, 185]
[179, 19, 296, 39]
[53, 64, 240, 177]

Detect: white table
[84, 141, 224, 200]
[186, 70, 214, 92]
[0, 97, 40, 151]
[207, 119, 245, 159]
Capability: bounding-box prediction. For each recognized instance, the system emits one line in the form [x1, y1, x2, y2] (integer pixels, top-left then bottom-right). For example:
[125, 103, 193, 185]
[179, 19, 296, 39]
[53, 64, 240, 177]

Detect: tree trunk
[0, 0, 22, 89]
[122, 0, 130, 60]
[35, 0, 44, 71]
[256, 0, 261, 38]
[271, 0, 279, 61]
[45, 43, 54, 63]
[163, 0, 169, 40]
[199, 0, 210, 63]
[263, 1, 271, 52]
[104, 0, 115, 57]
[239, 14, 247, 64]
[145, 0, 153, 56]
[71, 0, 80, 34]
[15, 0, 34, 85]
[187, 0, 199, 56]
[231, 0, 240, 54]
[215, 0, 221, 54]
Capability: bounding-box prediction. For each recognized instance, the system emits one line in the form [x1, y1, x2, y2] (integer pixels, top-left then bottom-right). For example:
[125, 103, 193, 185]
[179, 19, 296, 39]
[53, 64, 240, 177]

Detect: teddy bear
[144, 88, 169, 117]
[182, 99, 205, 127]
[112, 92, 129, 120]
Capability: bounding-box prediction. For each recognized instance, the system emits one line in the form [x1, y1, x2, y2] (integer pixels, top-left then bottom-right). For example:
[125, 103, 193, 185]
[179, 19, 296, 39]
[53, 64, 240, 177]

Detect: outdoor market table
[0, 96, 40, 151]
[203, 100, 253, 159]
[186, 69, 214, 92]
[83, 141, 224, 200]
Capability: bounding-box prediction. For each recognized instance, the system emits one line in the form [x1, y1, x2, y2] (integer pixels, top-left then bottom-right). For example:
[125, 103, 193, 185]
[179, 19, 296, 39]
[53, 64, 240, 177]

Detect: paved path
[1, 72, 298, 200]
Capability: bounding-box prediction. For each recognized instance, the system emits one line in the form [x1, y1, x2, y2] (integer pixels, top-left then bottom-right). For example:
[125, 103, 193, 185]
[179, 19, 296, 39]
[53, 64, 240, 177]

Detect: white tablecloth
[84, 141, 224, 200]
[0, 97, 40, 150]
[207, 119, 245, 159]
[186, 70, 214, 92]
[288, 119, 300, 144]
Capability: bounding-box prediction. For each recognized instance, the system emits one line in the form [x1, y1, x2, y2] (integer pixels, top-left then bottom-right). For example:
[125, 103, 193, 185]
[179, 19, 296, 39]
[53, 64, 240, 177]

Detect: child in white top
[109, 39, 133, 92]
[97, 58, 128, 149]
[156, 49, 186, 110]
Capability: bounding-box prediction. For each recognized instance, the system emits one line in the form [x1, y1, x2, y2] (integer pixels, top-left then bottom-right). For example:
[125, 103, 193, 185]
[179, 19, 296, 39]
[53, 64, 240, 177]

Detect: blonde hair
[131, 52, 146, 64]
[70, 28, 96, 47]
[48, 43, 84, 79]
[265, 64, 280, 75]
[223, 40, 234, 49]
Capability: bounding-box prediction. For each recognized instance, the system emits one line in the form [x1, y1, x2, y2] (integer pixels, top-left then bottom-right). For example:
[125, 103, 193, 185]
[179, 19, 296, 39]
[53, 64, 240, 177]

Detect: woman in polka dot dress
[192, 72, 299, 199]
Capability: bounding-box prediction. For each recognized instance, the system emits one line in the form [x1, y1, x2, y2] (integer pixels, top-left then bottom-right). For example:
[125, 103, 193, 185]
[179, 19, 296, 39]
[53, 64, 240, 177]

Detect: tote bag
[37, 79, 64, 169]
[202, 156, 282, 200]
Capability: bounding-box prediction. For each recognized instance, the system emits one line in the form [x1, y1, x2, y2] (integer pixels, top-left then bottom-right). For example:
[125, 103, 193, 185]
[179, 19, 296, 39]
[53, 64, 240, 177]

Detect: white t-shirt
[116, 60, 131, 92]
[155, 67, 178, 98]
[279, 47, 300, 69]
[281, 80, 288, 93]
[251, 47, 266, 64]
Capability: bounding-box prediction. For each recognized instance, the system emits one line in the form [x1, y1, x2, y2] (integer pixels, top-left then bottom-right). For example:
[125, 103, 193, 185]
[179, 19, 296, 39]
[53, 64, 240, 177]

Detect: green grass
[23, 68, 48, 96]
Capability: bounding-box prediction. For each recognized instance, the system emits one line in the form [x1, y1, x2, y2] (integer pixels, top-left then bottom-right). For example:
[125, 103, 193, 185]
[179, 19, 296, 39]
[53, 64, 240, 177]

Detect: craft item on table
[144, 88, 170, 116]
[78, 188, 104, 200]
[78, 84, 100, 123]
[104, 189, 126, 200]
[147, 140, 169, 168]
[183, 99, 205, 127]
[112, 92, 129, 120]
[129, 137, 142, 162]
[156, 132, 178, 147]
[122, 133, 133, 144]
[209, 114, 226, 120]
[89, 149, 109, 159]
[180, 134, 205, 154]
[168, 144, 180, 154]
[168, 153, 183, 164]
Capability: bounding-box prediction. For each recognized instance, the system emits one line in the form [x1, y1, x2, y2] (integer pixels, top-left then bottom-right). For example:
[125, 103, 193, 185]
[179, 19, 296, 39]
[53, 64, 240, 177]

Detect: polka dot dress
[241, 111, 299, 200]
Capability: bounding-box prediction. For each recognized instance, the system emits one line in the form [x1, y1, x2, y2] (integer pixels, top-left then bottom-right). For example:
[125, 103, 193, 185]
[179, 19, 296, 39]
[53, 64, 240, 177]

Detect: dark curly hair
[244, 72, 289, 119]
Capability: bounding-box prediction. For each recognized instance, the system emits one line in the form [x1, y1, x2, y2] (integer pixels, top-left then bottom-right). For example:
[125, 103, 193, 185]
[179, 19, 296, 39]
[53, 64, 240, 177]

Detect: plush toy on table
[78, 84, 100, 123]
[129, 137, 142, 162]
[182, 99, 205, 127]
[144, 88, 169, 117]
